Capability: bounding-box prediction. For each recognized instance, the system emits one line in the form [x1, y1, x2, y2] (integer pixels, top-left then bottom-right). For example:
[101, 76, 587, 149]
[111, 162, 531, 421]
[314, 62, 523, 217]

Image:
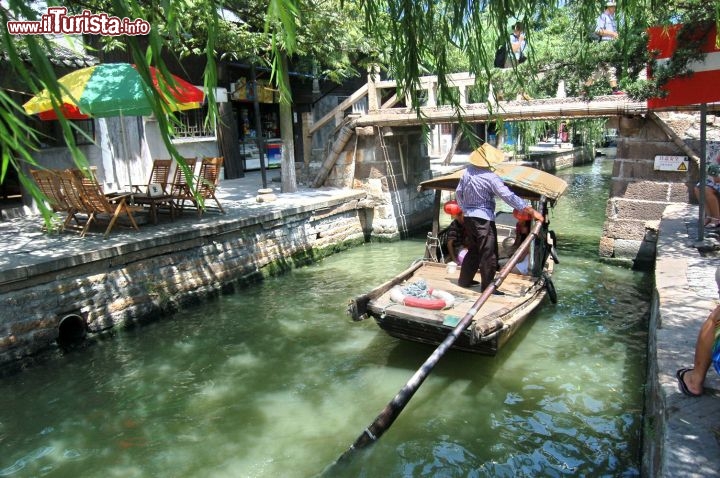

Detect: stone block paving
[655, 203, 720, 478]
[0, 171, 364, 283]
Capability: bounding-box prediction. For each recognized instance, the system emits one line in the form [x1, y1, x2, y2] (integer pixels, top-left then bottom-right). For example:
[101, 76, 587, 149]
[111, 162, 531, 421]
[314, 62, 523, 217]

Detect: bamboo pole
[330, 218, 546, 468]
[699, 104, 707, 243]
[250, 64, 267, 189]
[311, 122, 356, 188]
[308, 84, 369, 136]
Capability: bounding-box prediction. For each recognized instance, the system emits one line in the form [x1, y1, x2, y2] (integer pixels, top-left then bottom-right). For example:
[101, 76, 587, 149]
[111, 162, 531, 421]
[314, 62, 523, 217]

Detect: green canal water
[0, 158, 651, 477]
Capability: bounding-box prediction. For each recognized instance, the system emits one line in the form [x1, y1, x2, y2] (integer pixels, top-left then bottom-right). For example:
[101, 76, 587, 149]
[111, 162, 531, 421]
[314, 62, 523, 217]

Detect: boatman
[455, 143, 544, 292]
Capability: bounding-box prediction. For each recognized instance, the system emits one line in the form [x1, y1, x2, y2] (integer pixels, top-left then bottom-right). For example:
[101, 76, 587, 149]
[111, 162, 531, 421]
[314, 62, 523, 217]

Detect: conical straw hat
[468, 143, 506, 168]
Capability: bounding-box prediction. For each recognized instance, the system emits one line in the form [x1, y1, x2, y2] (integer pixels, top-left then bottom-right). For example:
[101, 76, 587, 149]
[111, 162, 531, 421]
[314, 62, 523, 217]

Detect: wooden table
[130, 193, 176, 224]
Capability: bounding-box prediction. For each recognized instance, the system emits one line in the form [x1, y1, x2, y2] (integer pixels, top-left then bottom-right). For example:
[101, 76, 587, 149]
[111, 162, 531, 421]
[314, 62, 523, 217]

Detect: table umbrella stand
[119, 113, 133, 192]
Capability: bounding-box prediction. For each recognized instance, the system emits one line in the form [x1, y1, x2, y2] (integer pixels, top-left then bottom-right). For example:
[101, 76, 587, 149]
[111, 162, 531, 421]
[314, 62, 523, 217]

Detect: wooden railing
[307, 70, 480, 138]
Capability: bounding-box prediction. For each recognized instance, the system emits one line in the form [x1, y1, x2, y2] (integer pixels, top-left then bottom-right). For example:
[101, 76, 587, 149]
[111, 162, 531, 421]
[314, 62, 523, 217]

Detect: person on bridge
[455, 143, 544, 292]
[492, 21, 531, 102]
[676, 265, 720, 397]
[505, 22, 527, 68]
[506, 22, 532, 101]
[584, 0, 624, 96]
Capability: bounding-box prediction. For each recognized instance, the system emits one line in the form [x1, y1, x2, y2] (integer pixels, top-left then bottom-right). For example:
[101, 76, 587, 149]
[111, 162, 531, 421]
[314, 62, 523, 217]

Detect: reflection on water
[0, 158, 649, 477]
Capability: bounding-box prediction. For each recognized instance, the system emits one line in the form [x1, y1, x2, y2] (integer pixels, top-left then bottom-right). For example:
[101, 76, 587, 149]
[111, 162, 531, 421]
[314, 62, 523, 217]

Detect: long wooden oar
[333, 219, 546, 466]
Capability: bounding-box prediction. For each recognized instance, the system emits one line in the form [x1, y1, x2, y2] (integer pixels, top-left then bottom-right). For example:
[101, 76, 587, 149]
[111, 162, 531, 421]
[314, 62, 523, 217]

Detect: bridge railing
[369, 72, 477, 110]
[308, 69, 478, 138]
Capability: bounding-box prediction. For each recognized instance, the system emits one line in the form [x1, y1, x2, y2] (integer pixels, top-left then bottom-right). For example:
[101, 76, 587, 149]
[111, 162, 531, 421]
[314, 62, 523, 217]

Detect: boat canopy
[418, 164, 568, 203]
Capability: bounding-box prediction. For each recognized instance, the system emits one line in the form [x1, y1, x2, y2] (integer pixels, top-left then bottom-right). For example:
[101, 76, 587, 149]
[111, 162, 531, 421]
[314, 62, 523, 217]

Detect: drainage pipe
[57, 314, 87, 347]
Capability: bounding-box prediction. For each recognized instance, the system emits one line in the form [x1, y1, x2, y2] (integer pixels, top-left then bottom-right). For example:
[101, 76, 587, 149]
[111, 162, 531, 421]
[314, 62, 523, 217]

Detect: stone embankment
[0, 186, 371, 372]
[601, 111, 720, 267]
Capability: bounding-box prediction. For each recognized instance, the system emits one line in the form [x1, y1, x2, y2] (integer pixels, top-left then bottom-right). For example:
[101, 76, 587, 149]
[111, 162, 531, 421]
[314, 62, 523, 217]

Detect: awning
[418, 163, 568, 203]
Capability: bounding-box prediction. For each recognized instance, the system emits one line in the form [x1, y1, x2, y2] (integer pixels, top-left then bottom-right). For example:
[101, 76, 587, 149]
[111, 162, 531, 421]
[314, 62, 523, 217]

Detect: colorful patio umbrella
[23, 63, 204, 120]
[23, 63, 204, 190]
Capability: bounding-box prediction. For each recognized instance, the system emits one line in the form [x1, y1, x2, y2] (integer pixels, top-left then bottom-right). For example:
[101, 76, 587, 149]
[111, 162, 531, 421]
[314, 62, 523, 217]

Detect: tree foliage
[358, 0, 718, 105]
[1, 0, 373, 210]
[1, 0, 719, 223]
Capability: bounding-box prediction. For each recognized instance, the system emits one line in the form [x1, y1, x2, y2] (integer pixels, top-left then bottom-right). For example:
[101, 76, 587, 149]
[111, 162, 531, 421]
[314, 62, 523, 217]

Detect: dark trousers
[458, 216, 498, 290]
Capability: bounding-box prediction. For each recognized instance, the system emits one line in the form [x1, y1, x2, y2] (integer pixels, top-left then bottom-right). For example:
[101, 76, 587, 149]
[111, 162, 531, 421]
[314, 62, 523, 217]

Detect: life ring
[390, 286, 455, 310]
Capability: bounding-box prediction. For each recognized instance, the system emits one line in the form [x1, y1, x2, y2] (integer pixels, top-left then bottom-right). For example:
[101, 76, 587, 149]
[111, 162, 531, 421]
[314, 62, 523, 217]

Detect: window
[172, 103, 215, 138]
[29, 117, 95, 148]
[73, 119, 95, 145]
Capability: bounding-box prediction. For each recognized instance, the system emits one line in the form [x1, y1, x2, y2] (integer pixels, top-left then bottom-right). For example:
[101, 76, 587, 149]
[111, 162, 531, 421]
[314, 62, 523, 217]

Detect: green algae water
[0, 157, 650, 477]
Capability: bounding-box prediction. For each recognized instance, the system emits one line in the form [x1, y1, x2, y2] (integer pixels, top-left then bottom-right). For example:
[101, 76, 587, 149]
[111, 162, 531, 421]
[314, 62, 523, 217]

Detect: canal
[0, 156, 651, 477]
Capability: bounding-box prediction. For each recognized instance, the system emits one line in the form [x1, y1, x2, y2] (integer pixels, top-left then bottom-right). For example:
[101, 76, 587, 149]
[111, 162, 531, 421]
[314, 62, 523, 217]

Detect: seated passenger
[441, 200, 468, 264]
[510, 219, 532, 274]
[695, 163, 720, 227]
[499, 211, 532, 275]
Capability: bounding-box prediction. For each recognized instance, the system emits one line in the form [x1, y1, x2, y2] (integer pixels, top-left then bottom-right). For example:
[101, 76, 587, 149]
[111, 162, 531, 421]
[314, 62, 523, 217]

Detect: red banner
[647, 24, 720, 109]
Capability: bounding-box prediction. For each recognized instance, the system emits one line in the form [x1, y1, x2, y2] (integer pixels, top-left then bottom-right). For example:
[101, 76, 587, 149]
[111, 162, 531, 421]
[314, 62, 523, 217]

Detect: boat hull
[352, 261, 551, 355]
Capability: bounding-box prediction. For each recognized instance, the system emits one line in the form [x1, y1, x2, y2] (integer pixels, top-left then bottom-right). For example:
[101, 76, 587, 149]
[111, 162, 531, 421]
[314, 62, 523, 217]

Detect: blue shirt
[510, 32, 526, 60]
[595, 12, 617, 41]
[455, 166, 529, 221]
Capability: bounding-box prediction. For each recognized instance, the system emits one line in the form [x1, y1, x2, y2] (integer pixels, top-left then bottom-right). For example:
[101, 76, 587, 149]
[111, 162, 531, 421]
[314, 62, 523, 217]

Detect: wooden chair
[30, 168, 84, 231]
[130, 159, 175, 224]
[132, 159, 173, 195]
[169, 158, 197, 196]
[195, 157, 225, 215]
[173, 156, 225, 216]
[170, 157, 199, 214]
[65, 169, 143, 238]
[55, 170, 93, 234]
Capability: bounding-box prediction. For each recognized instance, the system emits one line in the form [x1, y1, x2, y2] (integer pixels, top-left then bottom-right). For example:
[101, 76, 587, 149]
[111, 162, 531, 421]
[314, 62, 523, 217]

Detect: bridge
[309, 72, 648, 133]
[304, 70, 716, 266]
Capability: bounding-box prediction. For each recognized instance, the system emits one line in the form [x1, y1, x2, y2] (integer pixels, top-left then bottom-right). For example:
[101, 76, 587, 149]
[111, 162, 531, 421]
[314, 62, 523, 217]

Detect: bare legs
[681, 305, 720, 395]
[695, 184, 720, 226]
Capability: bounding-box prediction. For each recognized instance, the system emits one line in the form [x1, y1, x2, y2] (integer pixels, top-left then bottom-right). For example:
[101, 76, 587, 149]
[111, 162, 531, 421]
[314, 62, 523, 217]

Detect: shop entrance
[231, 77, 283, 172]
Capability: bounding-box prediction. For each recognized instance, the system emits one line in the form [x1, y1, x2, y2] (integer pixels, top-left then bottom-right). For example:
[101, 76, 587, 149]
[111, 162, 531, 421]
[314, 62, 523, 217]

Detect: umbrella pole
[120, 114, 133, 191]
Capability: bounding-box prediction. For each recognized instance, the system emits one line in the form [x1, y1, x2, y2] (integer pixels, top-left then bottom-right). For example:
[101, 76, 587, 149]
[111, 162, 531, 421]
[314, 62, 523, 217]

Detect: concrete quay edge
[652, 202, 720, 478]
[0, 182, 365, 289]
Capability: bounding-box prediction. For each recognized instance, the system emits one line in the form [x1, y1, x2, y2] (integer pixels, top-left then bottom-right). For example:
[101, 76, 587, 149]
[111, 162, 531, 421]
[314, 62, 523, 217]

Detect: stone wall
[0, 197, 366, 371]
[527, 145, 595, 171]
[320, 126, 435, 239]
[599, 115, 700, 267]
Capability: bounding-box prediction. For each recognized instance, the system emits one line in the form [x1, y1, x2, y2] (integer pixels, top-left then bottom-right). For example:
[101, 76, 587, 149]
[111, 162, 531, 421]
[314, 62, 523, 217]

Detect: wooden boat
[348, 163, 568, 355]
